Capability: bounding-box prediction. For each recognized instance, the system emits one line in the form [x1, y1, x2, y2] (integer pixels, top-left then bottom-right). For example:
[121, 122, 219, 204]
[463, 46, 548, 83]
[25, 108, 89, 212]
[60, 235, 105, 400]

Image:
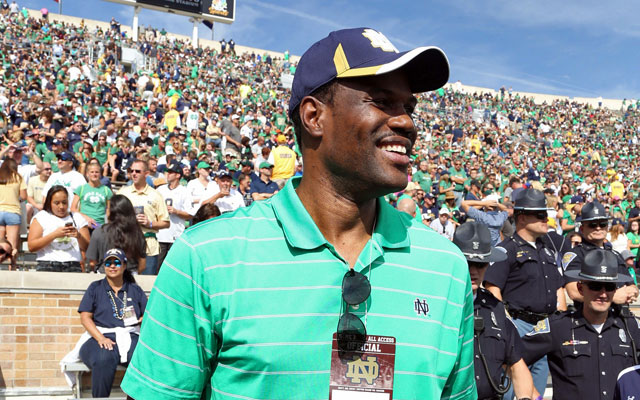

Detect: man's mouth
[376, 137, 411, 165]
[378, 144, 407, 155]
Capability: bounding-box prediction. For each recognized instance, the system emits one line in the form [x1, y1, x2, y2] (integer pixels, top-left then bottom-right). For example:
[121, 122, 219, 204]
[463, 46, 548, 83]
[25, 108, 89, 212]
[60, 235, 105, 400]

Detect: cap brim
[564, 269, 633, 283]
[465, 247, 507, 263]
[336, 46, 449, 93]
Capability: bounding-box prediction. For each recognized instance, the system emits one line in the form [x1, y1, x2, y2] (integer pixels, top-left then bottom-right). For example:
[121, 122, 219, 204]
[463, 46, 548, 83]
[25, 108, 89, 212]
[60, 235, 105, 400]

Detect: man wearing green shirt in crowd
[412, 159, 432, 193]
[449, 159, 467, 207]
[271, 105, 288, 132]
[122, 27, 475, 400]
[42, 138, 63, 172]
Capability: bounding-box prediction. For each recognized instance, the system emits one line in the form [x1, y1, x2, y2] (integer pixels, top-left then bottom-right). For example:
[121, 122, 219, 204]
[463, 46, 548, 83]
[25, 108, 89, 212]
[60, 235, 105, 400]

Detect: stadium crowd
[0, 6, 639, 276]
[2, 4, 640, 399]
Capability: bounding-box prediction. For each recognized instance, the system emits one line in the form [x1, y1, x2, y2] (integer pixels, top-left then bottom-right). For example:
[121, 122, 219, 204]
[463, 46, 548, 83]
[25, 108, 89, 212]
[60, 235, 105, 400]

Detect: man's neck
[168, 180, 179, 190]
[516, 228, 541, 243]
[260, 175, 270, 184]
[295, 175, 377, 268]
[583, 307, 609, 326]
[133, 182, 146, 191]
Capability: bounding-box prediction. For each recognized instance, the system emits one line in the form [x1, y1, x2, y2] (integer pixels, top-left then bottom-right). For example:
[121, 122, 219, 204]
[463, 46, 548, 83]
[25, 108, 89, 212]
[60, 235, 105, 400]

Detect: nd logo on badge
[345, 355, 380, 385]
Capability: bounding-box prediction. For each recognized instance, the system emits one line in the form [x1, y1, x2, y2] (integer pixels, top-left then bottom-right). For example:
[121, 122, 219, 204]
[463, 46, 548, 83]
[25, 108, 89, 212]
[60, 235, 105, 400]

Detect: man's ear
[577, 281, 584, 297]
[299, 96, 327, 140]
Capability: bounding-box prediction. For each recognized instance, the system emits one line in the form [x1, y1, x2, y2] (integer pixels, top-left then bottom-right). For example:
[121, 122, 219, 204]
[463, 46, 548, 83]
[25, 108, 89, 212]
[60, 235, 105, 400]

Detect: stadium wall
[0, 271, 155, 397]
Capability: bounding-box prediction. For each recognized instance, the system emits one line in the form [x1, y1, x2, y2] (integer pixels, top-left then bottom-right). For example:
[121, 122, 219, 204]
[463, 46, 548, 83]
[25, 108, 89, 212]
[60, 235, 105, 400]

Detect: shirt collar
[271, 177, 411, 251]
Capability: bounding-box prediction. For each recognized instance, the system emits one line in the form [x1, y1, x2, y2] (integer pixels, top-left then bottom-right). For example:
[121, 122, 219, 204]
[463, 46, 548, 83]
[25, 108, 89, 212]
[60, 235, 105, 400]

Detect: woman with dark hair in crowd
[27, 185, 90, 272]
[77, 248, 146, 398]
[191, 203, 220, 226]
[86, 194, 146, 273]
[0, 157, 26, 269]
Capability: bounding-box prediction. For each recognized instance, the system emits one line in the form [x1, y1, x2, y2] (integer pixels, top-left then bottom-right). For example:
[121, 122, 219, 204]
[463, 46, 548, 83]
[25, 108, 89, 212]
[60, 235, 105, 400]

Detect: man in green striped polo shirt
[122, 27, 475, 400]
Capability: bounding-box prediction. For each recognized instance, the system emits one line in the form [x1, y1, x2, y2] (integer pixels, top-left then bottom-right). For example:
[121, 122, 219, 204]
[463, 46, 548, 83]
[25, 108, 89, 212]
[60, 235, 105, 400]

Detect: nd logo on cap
[361, 29, 398, 53]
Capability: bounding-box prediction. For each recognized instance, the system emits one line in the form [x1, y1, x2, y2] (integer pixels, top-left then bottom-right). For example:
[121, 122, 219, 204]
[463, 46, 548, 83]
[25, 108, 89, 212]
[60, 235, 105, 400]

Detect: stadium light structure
[103, 0, 235, 47]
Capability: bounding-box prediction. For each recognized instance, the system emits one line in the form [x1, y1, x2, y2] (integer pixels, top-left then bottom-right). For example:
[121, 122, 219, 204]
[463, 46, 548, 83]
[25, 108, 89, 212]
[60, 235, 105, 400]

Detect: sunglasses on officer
[523, 211, 548, 220]
[337, 269, 371, 349]
[584, 281, 617, 292]
[586, 220, 608, 229]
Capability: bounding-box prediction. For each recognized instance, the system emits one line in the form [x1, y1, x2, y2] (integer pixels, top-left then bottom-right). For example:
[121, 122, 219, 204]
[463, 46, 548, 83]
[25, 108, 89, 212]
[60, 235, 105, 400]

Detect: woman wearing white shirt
[27, 185, 90, 272]
[186, 161, 218, 213]
[607, 221, 630, 254]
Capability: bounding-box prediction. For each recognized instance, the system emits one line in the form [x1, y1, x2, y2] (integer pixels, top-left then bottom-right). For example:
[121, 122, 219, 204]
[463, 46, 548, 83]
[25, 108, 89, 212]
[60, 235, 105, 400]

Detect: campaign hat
[577, 201, 610, 222]
[564, 249, 632, 283]
[453, 221, 507, 263]
[513, 188, 547, 211]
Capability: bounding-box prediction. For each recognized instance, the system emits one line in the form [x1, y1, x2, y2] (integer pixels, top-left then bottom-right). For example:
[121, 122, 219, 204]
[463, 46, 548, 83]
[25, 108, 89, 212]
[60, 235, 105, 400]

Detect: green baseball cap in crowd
[197, 161, 211, 169]
[259, 161, 274, 169]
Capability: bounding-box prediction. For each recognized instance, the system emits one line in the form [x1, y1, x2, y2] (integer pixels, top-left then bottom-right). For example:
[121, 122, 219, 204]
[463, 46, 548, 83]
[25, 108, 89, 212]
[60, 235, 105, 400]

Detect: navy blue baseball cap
[103, 248, 127, 264]
[288, 27, 449, 119]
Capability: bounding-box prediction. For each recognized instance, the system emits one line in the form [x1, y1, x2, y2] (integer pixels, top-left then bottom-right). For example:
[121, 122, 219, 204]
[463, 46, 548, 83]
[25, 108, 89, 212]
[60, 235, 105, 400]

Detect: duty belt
[506, 305, 548, 325]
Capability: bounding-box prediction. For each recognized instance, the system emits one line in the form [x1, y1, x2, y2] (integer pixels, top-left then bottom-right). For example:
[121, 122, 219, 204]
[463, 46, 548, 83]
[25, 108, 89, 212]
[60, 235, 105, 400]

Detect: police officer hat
[513, 188, 547, 211]
[452, 221, 507, 263]
[564, 249, 632, 283]
[576, 201, 610, 222]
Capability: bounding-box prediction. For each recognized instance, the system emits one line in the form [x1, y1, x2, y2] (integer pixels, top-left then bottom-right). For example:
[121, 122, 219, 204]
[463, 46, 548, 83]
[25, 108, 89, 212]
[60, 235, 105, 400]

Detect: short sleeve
[72, 212, 88, 229]
[483, 243, 512, 290]
[121, 236, 215, 399]
[78, 281, 98, 313]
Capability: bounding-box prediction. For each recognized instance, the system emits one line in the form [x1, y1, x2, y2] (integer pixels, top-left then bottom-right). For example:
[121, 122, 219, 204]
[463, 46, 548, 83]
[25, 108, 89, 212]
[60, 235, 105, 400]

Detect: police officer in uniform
[484, 188, 567, 396]
[521, 249, 640, 400]
[453, 222, 535, 400]
[563, 201, 637, 306]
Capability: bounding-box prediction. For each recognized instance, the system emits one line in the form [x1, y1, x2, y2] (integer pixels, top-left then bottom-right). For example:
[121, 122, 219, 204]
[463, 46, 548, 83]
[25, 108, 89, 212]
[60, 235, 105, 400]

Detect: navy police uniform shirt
[474, 288, 524, 399]
[521, 308, 640, 400]
[78, 279, 148, 328]
[563, 238, 631, 285]
[484, 233, 564, 314]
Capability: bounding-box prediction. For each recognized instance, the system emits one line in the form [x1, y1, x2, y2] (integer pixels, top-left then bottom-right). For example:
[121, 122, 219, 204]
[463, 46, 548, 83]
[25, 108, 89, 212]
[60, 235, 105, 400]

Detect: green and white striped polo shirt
[121, 177, 476, 400]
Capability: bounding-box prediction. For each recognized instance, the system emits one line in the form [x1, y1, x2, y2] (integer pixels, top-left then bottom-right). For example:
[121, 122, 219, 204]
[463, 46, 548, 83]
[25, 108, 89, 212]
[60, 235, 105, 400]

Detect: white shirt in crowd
[208, 187, 245, 214]
[32, 211, 88, 262]
[42, 170, 87, 210]
[186, 178, 218, 213]
[429, 218, 455, 241]
[156, 183, 193, 243]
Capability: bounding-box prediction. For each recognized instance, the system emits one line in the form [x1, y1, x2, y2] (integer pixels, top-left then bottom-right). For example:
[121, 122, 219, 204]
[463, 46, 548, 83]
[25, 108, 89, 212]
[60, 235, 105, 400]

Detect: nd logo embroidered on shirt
[414, 298, 429, 316]
[362, 29, 398, 53]
[345, 355, 379, 385]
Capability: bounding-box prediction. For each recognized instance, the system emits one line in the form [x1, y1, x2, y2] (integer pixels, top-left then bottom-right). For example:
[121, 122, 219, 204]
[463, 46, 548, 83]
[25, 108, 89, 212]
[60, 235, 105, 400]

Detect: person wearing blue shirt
[250, 161, 279, 201]
[78, 249, 147, 398]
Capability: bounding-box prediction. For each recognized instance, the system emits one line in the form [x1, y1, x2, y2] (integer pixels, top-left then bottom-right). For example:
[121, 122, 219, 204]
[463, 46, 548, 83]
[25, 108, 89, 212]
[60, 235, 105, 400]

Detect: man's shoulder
[182, 200, 277, 244]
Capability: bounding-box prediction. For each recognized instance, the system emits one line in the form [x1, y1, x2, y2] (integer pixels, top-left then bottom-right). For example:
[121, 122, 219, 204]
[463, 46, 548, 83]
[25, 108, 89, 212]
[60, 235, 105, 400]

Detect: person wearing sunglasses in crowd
[521, 249, 640, 400]
[453, 221, 535, 400]
[122, 28, 476, 400]
[483, 188, 567, 398]
[118, 159, 169, 276]
[563, 201, 637, 306]
[75, 248, 147, 398]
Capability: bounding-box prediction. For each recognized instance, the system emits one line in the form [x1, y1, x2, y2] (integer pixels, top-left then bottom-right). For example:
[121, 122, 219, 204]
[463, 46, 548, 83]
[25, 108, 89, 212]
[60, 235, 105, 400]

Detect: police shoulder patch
[562, 252, 577, 271]
[526, 317, 551, 336]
